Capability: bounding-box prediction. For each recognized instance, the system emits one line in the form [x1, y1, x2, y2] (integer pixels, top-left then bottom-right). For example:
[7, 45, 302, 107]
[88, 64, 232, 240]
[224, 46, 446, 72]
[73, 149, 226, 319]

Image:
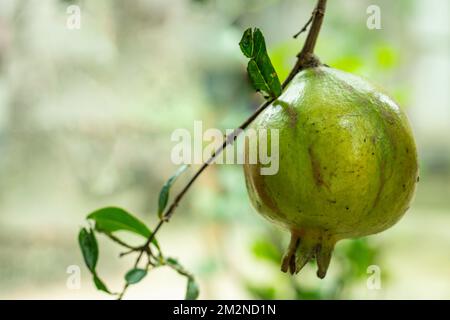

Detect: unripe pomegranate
[244, 66, 418, 278]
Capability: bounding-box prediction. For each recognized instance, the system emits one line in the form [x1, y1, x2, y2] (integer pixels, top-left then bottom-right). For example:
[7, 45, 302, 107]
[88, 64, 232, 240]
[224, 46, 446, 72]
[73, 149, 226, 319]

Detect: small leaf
[185, 277, 199, 300]
[165, 256, 192, 279]
[164, 257, 199, 298]
[239, 27, 282, 98]
[88, 207, 150, 238]
[165, 257, 187, 274]
[87, 207, 160, 248]
[166, 257, 179, 266]
[125, 268, 147, 285]
[93, 274, 113, 294]
[252, 28, 266, 57]
[239, 28, 253, 58]
[247, 60, 272, 97]
[78, 228, 98, 273]
[158, 164, 189, 219]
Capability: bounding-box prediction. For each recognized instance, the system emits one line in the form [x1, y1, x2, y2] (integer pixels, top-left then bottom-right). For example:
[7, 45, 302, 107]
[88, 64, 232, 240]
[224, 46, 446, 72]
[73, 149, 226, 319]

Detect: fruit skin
[244, 66, 418, 277]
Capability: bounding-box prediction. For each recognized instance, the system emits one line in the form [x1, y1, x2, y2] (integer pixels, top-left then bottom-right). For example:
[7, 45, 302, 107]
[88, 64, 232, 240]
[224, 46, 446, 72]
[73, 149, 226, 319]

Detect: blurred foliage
[0, 0, 449, 299]
[244, 232, 381, 299]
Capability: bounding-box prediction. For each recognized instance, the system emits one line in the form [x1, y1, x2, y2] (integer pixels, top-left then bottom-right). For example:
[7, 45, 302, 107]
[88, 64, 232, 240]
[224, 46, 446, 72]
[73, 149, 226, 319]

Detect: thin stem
[282, 0, 327, 87]
[119, 249, 136, 257]
[163, 98, 274, 223]
[103, 232, 140, 251]
[293, 15, 313, 38]
[117, 0, 327, 300]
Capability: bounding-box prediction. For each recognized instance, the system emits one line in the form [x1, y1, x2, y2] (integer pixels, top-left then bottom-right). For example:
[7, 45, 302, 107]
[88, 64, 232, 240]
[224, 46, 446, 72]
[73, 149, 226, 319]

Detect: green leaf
[87, 207, 160, 248]
[185, 277, 199, 300]
[78, 228, 114, 295]
[93, 274, 113, 294]
[88, 207, 151, 238]
[247, 60, 272, 98]
[239, 28, 253, 57]
[125, 268, 148, 285]
[165, 257, 195, 280]
[158, 164, 189, 219]
[78, 228, 98, 273]
[165, 257, 188, 275]
[166, 257, 179, 266]
[163, 257, 199, 299]
[239, 28, 282, 98]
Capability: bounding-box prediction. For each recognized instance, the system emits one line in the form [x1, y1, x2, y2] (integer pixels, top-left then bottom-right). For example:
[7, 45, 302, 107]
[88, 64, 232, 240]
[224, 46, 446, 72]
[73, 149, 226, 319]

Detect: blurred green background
[0, 0, 449, 299]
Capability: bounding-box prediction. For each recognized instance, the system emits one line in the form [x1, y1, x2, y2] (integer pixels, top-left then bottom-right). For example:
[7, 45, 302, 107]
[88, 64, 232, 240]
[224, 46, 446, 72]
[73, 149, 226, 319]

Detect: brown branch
[282, 0, 327, 87]
[299, 0, 327, 59]
[116, 0, 327, 300]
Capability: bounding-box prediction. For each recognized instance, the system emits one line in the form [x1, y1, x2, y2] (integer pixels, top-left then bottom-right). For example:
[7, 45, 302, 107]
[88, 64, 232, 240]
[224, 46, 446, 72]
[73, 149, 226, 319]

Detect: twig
[298, 0, 327, 58]
[282, 0, 327, 87]
[119, 249, 136, 257]
[116, 0, 328, 300]
[293, 15, 313, 38]
[102, 232, 140, 251]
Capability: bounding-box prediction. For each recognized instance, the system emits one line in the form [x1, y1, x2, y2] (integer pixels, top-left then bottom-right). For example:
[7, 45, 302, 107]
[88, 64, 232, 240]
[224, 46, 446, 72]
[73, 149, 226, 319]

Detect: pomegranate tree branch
[117, 0, 327, 300]
[283, 0, 327, 87]
[299, 0, 327, 59]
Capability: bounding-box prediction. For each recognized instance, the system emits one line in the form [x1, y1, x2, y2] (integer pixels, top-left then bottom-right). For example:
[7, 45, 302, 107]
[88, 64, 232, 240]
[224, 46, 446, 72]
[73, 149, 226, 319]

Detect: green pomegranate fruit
[244, 66, 418, 278]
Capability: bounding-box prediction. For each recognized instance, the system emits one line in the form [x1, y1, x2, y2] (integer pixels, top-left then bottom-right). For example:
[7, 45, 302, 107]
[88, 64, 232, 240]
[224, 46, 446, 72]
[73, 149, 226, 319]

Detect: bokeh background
[0, 0, 449, 299]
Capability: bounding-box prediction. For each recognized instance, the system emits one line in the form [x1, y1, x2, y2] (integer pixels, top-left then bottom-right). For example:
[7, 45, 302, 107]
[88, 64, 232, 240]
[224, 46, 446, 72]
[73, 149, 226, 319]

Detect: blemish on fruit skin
[285, 107, 298, 128]
[245, 163, 284, 218]
[255, 199, 262, 210]
[370, 159, 386, 212]
[380, 108, 396, 125]
[274, 100, 298, 128]
[308, 145, 330, 191]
